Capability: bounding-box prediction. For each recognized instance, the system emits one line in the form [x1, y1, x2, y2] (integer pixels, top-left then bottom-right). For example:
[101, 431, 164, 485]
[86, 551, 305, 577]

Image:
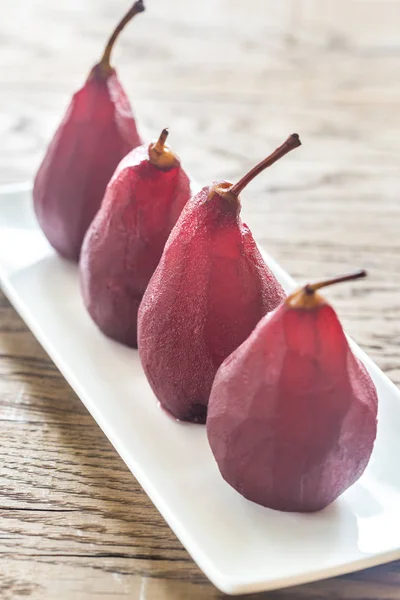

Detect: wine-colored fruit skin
[207, 302, 378, 512]
[33, 67, 142, 262]
[137, 185, 286, 424]
[79, 144, 192, 348]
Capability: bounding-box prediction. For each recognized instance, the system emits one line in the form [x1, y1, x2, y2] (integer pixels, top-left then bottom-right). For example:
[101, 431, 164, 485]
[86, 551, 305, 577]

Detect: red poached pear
[207, 270, 378, 512]
[138, 134, 301, 424]
[34, 1, 145, 261]
[80, 128, 192, 348]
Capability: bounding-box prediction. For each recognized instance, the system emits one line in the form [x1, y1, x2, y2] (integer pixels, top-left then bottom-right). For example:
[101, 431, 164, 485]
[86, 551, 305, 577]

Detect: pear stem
[229, 133, 301, 197]
[154, 128, 169, 153]
[304, 269, 367, 295]
[99, 0, 145, 71]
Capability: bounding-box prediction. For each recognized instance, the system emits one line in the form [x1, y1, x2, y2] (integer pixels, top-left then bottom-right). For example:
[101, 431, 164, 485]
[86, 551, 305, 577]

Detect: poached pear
[138, 134, 301, 424]
[207, 270, 378, 512]
[34, 2, 144, 261]
[80, 128, 192, 348]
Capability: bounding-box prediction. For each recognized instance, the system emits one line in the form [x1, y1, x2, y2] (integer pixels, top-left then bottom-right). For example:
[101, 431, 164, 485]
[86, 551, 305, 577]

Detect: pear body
[34, 68, 142, 261]
[207, 301, 378, 512]
[80, 144, 191, 348]
[137, 185, 286, 424]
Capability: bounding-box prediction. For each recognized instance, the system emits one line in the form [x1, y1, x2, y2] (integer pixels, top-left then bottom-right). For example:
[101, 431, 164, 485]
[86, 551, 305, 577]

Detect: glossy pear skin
[138, 185, 286, 424]
[207, 300, 378, 512]
[33, 67, 142, 261]
[80, 144, 191, 348]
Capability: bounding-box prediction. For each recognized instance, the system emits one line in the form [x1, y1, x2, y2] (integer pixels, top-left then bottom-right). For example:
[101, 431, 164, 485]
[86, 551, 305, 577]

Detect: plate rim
[1, 183, 400, 595]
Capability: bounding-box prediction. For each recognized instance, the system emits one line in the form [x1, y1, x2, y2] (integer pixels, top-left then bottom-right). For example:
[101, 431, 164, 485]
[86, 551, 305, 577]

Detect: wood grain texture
[1, 0, 400, 598]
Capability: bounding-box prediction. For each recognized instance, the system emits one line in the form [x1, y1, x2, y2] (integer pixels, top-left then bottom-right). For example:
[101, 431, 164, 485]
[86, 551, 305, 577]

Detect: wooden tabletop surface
[1, 1, 400, 598]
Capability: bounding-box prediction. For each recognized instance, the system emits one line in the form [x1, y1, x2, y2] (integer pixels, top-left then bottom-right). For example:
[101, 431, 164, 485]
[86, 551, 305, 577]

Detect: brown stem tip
[99, 1, 145, 72]
[154, 128, 169, 152]
[230, 133, 301, 197]
[148, 128, 179, 171]
[304, 269, 367, 295]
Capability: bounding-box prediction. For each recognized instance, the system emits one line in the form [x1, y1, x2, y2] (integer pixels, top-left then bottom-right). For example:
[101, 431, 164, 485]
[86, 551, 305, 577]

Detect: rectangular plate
[1, 183, 400, 595]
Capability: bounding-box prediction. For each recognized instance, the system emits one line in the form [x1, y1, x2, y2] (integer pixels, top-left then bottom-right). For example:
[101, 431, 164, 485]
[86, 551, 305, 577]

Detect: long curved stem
[305, 270, 367, 295]
[99, 0, 145, 71]
[230, 133, 301, 197]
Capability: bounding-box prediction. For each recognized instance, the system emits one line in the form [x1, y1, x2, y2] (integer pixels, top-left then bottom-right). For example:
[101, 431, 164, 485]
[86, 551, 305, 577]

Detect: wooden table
[1, 1, 400, 598]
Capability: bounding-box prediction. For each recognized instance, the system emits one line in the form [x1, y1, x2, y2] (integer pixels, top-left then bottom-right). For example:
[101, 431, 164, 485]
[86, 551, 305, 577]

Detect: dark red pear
[138, 134, 302, 424]
[80, 128, 192, 348]
[207, 270, 378, 512]
[33, 1, 145, 262]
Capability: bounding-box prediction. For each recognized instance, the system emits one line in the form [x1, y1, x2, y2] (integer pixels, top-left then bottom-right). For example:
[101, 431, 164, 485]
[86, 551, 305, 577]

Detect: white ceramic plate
[1, 183, 400, 595]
